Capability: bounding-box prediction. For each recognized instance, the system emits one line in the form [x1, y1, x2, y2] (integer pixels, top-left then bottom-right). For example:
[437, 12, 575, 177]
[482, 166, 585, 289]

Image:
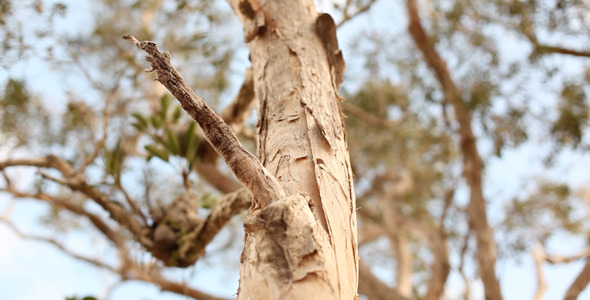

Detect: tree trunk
[228, 0, 358, 299]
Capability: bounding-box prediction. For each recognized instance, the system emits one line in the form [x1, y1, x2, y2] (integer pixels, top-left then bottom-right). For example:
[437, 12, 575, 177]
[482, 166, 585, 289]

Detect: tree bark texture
[229, 0, 358, 299]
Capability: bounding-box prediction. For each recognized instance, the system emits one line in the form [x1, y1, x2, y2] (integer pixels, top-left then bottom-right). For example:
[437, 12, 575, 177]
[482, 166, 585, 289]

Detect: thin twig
[342, 102, 407, 129]
[338, 0, 378, 27]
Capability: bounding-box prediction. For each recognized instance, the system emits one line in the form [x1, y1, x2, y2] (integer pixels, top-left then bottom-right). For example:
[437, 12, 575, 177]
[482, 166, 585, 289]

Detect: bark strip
[123, 35, 285, 208]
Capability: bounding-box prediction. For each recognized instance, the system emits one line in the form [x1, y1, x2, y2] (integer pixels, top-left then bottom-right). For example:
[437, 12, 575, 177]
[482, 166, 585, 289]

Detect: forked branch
[122, 35, 285, 208]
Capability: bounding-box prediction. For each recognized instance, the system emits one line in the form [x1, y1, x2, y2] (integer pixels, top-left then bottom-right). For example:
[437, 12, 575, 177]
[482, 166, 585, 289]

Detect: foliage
[0, 0, 589, 299]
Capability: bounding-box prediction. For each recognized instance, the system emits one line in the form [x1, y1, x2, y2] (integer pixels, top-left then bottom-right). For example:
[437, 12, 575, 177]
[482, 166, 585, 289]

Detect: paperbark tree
[2, 1, 590, 299]
[124, 0, 358, 298]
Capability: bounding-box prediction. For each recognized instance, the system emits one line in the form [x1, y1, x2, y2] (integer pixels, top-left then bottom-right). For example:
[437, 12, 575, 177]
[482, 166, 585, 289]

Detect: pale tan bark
[392, 233, 413, 297]
[563, 259, 590, 300]
[405, 1, 502, 299]
[532, 246, 548, 300]
[228, 0, 358, 298]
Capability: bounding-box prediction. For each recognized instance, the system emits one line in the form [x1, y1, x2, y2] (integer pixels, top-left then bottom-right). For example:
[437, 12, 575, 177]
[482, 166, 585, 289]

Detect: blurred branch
[178, 188, 251, 261]
[0, 154, 253, 268]
[405, 1, 502, 299]
[357, 170, 450, 300]
[0, 155, 151, 247]
[0, 218, 225, 300]
[458, 229, 472, 300]
[342, 102, 407, 129]
[338, 0, 378, 27]
[391, 233, 412, 297]
[193, 162, 242, 193]
[545, 248, 590, 264]
[520, 13, 590, 58]
[358, 224, 385, 245]
[1, 187, 124, 246]
[132, 265, 227, 300]
[115, 179, 148, 226]
[358, 260, 411, 300]
[0, 218, 118, 272]
[563, 259, 590, 300]
[531, 246, 548, 300]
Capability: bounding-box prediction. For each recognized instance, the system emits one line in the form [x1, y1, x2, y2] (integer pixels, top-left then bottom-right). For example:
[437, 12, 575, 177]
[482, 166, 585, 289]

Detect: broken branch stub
[122, 34, 285, 208]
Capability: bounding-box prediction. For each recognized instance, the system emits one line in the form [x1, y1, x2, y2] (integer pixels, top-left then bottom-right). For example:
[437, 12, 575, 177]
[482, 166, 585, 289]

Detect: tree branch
[0, 219, 118, 272]
[338, 0, 378, 27]
[405, 1, 502, 299]
[342, 102, 407, 129]
[0, 218, 225, 300]
[563, 259, 590, 300]
[178, 188, 251, 262]
[123, 35, 285, 208]
[532, 246, 548, 300]
[358, 260, 411, 300]
[0, 155, 151, 247]
[193, 67, 255, 193]
[520, 12, 590, 58]
[545, 248, 590, 264]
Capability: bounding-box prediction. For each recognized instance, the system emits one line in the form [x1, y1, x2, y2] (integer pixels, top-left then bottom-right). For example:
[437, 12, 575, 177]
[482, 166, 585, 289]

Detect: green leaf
[104, 139, 124, 179]
[145, 144, 169, 162]
[151, 114, 163, 129]
[166, 128, 181, 155]
[184, 123, 199, 164]
[172, 106, 182, 123]
[160, 94, 171, 119]
[131, 113, 148, 131]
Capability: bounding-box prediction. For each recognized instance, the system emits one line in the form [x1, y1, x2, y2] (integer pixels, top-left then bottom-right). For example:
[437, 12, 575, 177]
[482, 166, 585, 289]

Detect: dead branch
[193, 67, 255, 193]
[123, 35, 285, 208]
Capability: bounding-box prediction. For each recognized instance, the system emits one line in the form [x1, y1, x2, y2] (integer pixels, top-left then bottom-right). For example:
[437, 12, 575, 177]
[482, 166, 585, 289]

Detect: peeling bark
[229, 0, 358, 298]
[123, 0, 358, 296]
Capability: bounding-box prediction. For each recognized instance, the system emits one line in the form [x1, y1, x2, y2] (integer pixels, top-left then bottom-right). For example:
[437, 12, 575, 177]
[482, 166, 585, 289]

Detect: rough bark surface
[229, 0, 358, 298]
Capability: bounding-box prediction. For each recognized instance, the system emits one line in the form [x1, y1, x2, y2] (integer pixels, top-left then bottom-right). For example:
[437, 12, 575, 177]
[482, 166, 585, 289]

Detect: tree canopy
[0, 0, 589, 299]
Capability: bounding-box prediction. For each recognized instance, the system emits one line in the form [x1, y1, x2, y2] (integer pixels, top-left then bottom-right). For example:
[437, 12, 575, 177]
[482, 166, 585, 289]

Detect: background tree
[1, 0, 589, 299]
